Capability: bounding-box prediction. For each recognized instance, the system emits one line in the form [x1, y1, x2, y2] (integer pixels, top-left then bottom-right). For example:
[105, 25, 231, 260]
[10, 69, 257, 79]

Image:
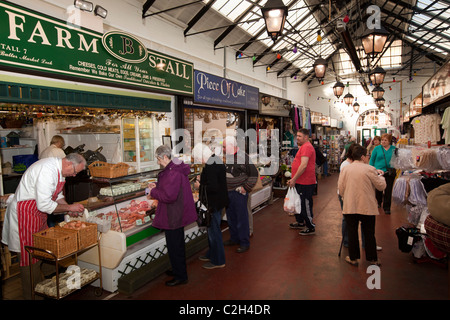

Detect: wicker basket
[32, 227, 78, 259]
[88, 161, 129, 178]
[58, 222, 98, 250]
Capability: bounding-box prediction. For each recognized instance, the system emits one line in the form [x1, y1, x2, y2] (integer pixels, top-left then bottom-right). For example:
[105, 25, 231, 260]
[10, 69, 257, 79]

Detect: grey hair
[155, 145, 172, 160]
[66, 153, 86, 167]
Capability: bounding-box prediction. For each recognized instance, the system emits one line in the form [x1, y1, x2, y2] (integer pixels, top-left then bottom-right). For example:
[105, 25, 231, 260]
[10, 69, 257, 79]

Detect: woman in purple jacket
[147, 145, 197, 286]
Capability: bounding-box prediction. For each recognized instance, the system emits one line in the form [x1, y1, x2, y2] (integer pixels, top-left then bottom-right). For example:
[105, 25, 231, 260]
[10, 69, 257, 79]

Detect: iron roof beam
[184, 0, 216, 36]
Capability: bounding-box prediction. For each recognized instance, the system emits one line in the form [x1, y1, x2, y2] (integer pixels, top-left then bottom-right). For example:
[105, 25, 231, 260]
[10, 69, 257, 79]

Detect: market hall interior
[3, 173, 446, 301]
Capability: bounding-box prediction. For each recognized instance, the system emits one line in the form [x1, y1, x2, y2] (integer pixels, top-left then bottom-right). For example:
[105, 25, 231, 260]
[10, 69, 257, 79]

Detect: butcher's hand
[67, 203, 84, 217]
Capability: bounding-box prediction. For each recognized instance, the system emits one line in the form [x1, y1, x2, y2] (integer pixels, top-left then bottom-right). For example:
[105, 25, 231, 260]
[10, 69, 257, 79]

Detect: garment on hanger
[436, 147, 450, 170]
[441, 107, 450, 144]
[412, 114, 442, 144]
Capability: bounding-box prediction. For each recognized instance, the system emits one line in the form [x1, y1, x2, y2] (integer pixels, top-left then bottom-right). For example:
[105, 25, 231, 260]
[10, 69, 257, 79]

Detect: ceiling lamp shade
[313, 57, 327, 80]
[371, 86, 385, 99]
[375, 97, 385, 108]
[261, 0, 288, 42]
[353, 102, 360, 113]
[333, 81, 345, 99]
[369, 66, 386, 86]
[361, 25, 389, 58]
[344, 93, 354, 106]
[74, 0, 93, 12]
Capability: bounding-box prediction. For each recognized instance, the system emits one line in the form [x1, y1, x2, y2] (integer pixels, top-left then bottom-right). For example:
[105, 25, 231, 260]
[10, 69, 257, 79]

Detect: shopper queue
[147, 135, 258, 286]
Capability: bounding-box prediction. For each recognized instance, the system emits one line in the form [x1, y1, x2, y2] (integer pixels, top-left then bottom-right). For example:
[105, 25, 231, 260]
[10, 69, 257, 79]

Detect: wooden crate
[88, 161, 129, 178]
[32, 227, 78, 259]
[58, 222, 98, 250]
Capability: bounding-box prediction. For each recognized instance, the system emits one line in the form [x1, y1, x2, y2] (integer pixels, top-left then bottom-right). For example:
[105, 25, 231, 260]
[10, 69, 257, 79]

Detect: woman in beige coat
[338, 145, 386, 266]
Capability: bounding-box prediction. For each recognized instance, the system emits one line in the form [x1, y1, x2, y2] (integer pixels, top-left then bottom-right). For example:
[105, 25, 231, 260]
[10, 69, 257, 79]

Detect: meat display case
[84, 167, 162, 246]
[77, 167, 206, 292]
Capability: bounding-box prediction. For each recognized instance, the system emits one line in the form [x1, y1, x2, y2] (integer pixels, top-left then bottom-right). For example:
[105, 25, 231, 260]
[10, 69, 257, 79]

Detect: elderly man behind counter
[1, 153, 86, 299]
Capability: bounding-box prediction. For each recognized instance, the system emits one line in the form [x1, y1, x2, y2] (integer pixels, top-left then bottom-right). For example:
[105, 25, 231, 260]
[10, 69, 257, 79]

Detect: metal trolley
[25, 234, 103, 300]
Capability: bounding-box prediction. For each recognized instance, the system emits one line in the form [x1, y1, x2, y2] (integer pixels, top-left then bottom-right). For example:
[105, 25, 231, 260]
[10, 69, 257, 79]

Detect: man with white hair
[222, 135, 258, 253]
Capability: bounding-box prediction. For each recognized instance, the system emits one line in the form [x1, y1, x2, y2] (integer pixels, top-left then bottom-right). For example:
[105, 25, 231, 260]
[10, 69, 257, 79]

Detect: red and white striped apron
[17, 172, 65, 266]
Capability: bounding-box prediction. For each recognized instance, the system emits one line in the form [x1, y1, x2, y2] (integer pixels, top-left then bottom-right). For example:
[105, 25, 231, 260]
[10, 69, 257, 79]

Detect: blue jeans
[226, 191, 250, 247]
[205, 209, 226, 265]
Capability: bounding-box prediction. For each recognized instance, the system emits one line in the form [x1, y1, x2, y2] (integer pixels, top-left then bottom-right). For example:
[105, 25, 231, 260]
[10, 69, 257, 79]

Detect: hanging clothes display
[305, 109, 312, 134]
[290, 106, 299, 131]
[440, 107, 450, 144]
[411, 113, 442, 144]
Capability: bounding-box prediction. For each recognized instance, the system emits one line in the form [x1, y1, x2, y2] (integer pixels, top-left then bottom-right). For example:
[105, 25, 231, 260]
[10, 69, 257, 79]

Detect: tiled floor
[2, 173, 449, 300]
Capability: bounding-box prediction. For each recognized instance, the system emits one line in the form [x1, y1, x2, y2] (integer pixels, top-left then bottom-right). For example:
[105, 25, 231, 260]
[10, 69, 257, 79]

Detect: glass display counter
[85, 168, 161, 247]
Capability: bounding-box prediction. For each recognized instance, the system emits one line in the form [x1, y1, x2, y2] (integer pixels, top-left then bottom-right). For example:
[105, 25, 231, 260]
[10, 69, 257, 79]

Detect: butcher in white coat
[1, 153, 86, 299]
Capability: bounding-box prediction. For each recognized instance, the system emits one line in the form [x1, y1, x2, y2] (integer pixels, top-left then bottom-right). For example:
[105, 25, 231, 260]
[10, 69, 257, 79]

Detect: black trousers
[376, 174, 395, 212]
[344, 214, 377, 262]
[165, 227, 188, 281]
[294, 184, 315, 230]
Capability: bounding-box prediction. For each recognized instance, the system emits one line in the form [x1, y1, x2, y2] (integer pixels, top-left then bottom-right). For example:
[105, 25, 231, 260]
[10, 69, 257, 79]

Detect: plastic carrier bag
[284, 187, 301, 215]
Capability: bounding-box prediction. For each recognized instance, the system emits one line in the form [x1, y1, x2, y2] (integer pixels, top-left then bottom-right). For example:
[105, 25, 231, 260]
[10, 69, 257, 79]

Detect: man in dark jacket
[222, 135, 258, 253]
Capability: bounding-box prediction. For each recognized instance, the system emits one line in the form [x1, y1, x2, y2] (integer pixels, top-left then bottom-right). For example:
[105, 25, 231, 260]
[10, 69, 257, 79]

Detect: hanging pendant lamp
[343, 82, 354, 106]
[372, 85, 385, 99]
[344, 93, 354, 106]
[333, 81, 345, 99]
[361, 25, 389, 59]
[375, 97, 385, 109]
[353, 102, 360, 113]
[369, 66, 386, 86]
[261, 0, 288, 42]
[314, 58, 327, 81]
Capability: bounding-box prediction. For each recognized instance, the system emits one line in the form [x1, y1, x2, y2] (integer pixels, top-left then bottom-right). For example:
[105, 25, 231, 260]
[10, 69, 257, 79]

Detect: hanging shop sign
[259, 93, 291, 117]
[193, 70, 259, 110]
[0, 1, 193, 95]
[422, 60, 449, 108]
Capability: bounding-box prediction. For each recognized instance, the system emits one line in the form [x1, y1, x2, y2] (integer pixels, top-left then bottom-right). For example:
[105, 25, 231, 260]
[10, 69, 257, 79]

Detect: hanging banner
[194, 70, 259, 110]
[0, 1, 193, 95]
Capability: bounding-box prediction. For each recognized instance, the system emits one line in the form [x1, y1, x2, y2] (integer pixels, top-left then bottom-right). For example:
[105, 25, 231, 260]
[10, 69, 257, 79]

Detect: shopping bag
[284, 187, 301, 215]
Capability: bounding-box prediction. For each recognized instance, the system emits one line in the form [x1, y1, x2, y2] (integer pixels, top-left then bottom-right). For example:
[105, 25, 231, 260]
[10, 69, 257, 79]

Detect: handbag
[382, 147, 396, 177]
[196, 184, 211, 228]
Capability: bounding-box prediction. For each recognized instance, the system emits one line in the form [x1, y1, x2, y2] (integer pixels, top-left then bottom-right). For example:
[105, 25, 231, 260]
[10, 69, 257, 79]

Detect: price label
[407, 236, 414, 246]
